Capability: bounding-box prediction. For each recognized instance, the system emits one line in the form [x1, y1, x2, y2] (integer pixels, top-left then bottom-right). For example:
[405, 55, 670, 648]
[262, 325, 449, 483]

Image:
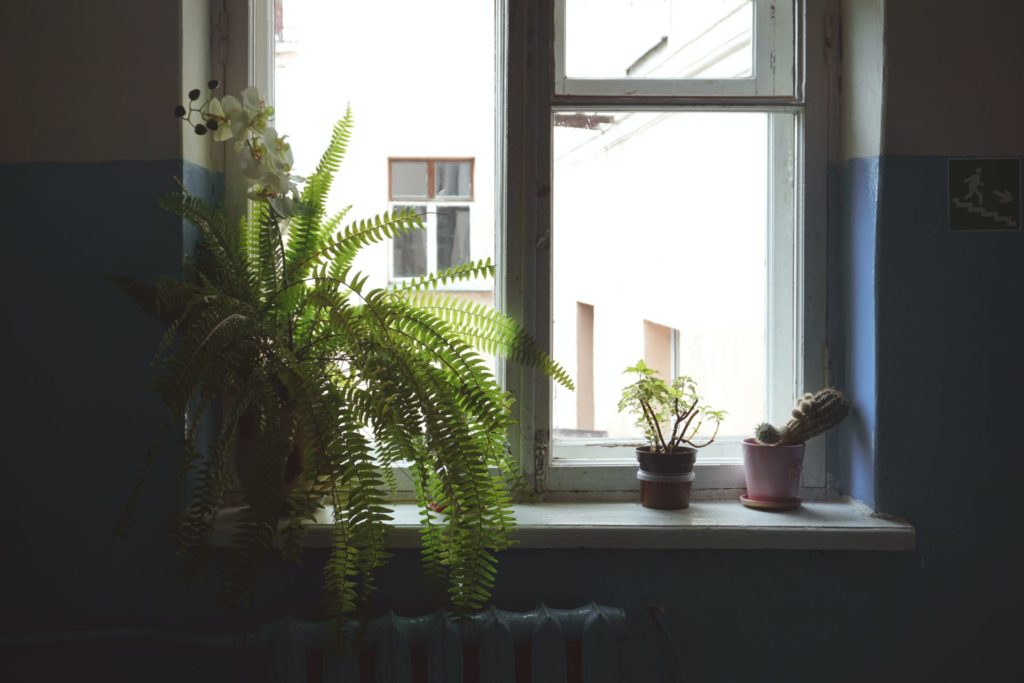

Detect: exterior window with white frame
[389, 158, 475, 280]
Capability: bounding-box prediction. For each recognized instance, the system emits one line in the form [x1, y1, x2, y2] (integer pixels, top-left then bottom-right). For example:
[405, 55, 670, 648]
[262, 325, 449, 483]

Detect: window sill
[215, 499, 914, 551]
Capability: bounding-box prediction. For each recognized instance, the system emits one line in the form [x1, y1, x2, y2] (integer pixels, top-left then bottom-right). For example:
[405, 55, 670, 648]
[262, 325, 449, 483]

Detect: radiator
[0, 603, 626, 683]
[264, 603, 627, 683]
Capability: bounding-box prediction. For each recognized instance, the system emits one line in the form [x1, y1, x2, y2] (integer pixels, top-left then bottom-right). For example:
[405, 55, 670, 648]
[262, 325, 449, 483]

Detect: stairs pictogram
[952, 198, 1018, 227]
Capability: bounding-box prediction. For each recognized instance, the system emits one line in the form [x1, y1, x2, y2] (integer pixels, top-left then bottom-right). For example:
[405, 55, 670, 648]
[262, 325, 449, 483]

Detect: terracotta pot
[636, 447, 696, 510]
[741, 438, 805, 502]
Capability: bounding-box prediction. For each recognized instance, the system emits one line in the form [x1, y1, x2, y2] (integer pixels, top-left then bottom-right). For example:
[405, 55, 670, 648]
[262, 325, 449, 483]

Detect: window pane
[391, 161, 429, 199]
[434, 161, 472, 198]
[437, 207, 471, 270]
[565, 0, 753, 79]
[393, 227, 427, 278]
[551, 111, 776, 443]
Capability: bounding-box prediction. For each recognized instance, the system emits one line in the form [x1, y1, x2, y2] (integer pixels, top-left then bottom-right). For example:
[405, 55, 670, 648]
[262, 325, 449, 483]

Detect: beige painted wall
[883, 0, 1024, 156]
[840, 0, 885, 161]
[0, 0, 185, 163]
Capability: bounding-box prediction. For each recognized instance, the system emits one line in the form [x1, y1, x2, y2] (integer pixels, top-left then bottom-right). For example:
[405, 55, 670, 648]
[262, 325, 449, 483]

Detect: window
[247, 0, 829, 500]
[389, 158, 475, 279]
[505, 0, 829, 499]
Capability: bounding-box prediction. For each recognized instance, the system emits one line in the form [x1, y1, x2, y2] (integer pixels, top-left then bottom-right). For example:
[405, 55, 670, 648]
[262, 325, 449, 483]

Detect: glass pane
[434, 161, 472, 198]
[551, 111, 776, 444]
[437, 207, 471, 270]
[391, 160, 429, 198]
[392, 221, 427, 279]
[565, 0, 753, 79]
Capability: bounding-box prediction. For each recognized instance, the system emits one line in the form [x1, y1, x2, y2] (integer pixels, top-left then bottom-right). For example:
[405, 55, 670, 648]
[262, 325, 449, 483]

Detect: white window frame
[553, 0, 796, 99]
[504, 0, 831, 500]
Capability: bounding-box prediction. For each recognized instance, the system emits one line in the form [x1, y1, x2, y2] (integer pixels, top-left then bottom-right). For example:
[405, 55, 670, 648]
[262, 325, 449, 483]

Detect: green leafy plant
[113, 83, 572, 622]
[754, 388, 850, 446]
[617, 360, 724, 453]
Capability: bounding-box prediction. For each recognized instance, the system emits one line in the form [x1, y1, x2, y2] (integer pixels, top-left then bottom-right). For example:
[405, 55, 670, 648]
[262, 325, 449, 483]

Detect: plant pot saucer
[740, 494, 801, 511]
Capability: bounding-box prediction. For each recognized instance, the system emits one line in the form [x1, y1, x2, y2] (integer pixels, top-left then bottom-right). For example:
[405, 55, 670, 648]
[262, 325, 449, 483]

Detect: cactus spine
[755, 388, 851, 446]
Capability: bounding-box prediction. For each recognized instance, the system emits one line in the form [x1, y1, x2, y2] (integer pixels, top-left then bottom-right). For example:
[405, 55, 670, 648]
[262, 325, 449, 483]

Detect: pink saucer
[740, 494, 801, 511]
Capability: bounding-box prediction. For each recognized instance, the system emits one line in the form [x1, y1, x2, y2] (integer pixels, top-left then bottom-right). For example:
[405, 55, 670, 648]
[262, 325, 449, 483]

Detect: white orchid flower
[240, 87, 272, 132]
[260, 127, 294, 176]
[241, 87, 262, 113]
[235, 137, 266, 177]
[237, 132, 296, 200]
[208, 95, 250, 141]
[184, 84, 299, 213]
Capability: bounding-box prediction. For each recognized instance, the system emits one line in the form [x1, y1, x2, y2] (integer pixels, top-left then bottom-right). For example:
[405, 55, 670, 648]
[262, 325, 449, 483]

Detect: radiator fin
[531, 609, 568, 683]
[582, 604, 619, 683]
[479, 609, 515, 683]
[322, 649, 358, 682]
[269, 618, 308, 683]
[427, 616, 463, 683]
[374, 612, 412, 683]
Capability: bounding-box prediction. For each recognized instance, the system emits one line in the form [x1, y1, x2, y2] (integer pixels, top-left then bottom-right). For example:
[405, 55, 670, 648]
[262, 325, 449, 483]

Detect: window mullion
[753, 0, 776, 95]
[426, 208, 438, 274]
[503, 0, 556, 494]
[767, 112, 798, 428]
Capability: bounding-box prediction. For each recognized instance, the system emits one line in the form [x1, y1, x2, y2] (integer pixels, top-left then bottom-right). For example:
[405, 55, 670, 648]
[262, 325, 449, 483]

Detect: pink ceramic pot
[741, 438, 805, 501]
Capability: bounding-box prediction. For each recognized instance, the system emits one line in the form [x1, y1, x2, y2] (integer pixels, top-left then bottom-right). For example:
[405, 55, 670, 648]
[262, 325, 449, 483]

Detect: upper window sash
[553, 0, 796, 100]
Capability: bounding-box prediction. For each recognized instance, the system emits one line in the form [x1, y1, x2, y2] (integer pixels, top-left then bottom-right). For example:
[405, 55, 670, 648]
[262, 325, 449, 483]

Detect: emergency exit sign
[948, 158, 1020, 231]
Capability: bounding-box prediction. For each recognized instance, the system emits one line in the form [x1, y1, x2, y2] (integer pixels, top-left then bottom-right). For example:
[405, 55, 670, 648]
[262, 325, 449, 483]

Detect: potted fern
[618, 361, 723, 509]
[113, 82, 573, 622]
[742, 388, 850, 510]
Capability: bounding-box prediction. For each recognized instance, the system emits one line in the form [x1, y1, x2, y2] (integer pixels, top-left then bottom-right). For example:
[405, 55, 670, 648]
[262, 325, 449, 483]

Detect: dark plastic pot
[636, 447, 696, 509]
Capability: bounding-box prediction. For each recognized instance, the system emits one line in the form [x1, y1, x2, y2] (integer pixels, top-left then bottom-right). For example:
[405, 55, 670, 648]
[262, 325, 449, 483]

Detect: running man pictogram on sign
[949, 158, 1020, 231]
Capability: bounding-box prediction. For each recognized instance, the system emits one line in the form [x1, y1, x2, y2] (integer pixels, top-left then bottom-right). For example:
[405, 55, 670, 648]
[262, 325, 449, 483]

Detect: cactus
[755, 388, 851, 446]
[754, 422, 782, 445]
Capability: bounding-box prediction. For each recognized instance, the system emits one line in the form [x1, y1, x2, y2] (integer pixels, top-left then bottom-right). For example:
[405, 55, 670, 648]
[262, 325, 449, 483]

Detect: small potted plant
[742, 388, 851, 510]
[618, 361, 724, 509]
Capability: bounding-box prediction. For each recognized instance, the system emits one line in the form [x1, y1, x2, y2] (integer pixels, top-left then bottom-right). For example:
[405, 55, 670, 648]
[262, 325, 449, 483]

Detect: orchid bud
[207, 79, 220, 90]
[194, 124, 208, 135]
[174, 105, 187, 117]
[188, 88, 201, 101]
[205, 119, 219, 131]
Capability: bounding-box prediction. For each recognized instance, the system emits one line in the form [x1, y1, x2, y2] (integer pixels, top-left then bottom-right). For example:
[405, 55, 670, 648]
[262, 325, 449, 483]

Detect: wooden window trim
[388, 157, 476, 201]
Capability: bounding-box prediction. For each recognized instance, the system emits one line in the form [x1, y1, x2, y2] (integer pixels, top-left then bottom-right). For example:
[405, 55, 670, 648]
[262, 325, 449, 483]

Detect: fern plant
[113, 83, 572, 622]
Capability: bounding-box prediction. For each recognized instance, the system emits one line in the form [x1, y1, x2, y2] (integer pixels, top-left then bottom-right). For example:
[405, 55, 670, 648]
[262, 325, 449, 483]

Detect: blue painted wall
[829, 156, 880, 506]
[4, 0, 1024, 681]
[875, 155, 1024, 521]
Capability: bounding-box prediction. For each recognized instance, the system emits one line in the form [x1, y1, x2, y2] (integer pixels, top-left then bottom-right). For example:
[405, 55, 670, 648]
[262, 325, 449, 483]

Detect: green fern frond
[404, 292, 575, 390]
[302, 109, 354, 215]
[295, 208, 426, 280]
[285, 205, 351, 282]
[388, 258, 495, 293]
